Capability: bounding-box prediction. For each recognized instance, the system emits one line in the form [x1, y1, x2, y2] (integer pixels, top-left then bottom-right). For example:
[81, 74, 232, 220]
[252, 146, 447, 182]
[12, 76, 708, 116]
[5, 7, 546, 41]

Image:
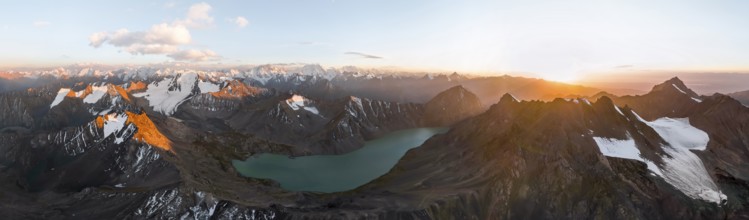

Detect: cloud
[89, 2, 220, 62]
[298, 41, 329, 46]
[345, 51, 383, 59]
[167, 49, 220, 61]
[88, 32, 109, 47]
[615, 65, 634, 69]
[232, 16, 249, 28]
[278, 41, 326, 47]
[125, 44, 180, 55]
[88, 23, 190, 55]
[33, 21, 51, 27]
[174, 2, 214, 28]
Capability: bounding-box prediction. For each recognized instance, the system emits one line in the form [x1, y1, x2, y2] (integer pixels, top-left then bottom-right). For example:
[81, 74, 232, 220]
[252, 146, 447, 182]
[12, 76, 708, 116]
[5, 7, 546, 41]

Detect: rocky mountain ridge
[1, 75, 747, 219]
[1, 65, 604, 105]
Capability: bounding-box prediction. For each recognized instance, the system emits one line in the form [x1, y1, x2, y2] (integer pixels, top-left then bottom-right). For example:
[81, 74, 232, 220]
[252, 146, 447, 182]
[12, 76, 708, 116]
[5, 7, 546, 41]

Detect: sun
[540, 71, 580, 83]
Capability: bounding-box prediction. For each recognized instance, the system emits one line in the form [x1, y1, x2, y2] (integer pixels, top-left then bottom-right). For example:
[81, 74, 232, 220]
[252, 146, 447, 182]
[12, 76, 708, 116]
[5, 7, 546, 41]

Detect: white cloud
[89, 32, 109, 47]
[233, 16, 249, 28]
[174, 2, 214, 28]
[345, 51, 383, 59]
[88, 23, 190, 55]
[167, 49, 220, 61]
[125, 44, 179, 55]
[89, 2, 221, 62]
[33, 21, 51, 27]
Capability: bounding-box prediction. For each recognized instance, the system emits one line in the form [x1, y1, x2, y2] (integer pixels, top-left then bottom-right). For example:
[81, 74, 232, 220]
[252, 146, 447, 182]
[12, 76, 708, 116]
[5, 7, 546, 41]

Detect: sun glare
[540, 72, 580, 83]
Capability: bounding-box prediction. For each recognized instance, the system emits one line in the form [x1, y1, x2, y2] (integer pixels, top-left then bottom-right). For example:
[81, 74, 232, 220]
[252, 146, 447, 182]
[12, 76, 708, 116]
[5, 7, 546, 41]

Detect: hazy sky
[1, 0, 748, 81]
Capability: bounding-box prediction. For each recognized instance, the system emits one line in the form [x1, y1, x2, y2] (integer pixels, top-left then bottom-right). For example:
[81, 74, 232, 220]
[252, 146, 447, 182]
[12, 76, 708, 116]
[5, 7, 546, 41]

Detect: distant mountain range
[0, 64, 608, 105]
[0, 65, 747, 219]
[728, 90, 749, 106]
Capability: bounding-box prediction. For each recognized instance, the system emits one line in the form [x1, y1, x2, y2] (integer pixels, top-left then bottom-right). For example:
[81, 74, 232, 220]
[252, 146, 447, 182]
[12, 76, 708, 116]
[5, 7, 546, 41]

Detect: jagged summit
[210, 79, 266, 98]
[498, 93, 519, 104]
[91, 110, 171, 151]
[651, 76, 701, 98]
[594, 95, 616, 107]
[49, 83, 135, 118]
[442, 85, 471, 95]
[422, 85, 484, 126]
[608, 77, 707, 120]
[125, 81, 148, 93]
[589, 91, 618, 101]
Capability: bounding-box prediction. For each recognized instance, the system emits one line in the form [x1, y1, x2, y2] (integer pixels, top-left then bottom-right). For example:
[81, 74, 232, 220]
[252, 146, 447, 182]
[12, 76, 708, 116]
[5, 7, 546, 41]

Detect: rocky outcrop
[322, 96, 423, 152]
[125, 81, 148, 93]
[0, 93, 35, 129]
[124, 111, 172, 151]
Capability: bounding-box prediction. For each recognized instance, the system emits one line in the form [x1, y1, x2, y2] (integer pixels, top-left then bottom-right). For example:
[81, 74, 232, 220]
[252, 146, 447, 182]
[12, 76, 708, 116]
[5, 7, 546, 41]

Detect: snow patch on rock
[198, 79, 220, 93]
[593, 135, 663, 176]
[508, 94, 519, 102]
[285, 94, 319, 114]
[50, 88, 71, 109]
[614, 105, 625, 116]
[352, 96, 363, 110]
[102, 113, 128, 144]
[82, 85, 108, 104]
[672, 84, 687, 94]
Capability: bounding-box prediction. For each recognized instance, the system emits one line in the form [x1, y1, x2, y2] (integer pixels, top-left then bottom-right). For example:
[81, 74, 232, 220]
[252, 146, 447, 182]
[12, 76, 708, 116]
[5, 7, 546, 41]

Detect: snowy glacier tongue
[595, 111, 726, 204]
[132, 73, 198, 116]
[645, 117, 726, 204]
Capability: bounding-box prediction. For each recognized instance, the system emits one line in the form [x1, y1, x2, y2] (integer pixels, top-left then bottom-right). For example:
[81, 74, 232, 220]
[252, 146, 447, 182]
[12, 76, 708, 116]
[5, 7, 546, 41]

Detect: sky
[1, 0, 748, 82]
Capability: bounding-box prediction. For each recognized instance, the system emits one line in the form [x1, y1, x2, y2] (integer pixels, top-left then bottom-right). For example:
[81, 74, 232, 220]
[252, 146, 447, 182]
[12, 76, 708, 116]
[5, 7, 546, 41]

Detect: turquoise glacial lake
[232, 127, 448, 193]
